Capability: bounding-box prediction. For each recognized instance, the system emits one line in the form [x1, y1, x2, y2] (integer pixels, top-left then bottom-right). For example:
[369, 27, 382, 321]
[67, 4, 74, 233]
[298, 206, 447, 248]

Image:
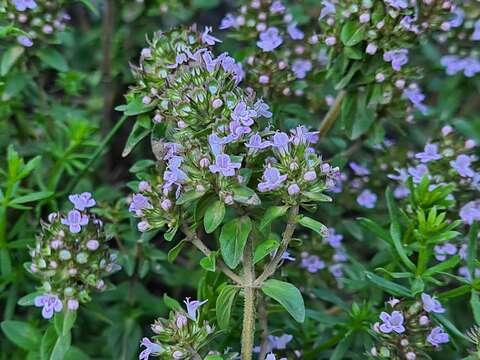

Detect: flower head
[379, 311, 405, 334]
[246, 133, 271, 150]
[129, 194, 153, 215]
[61, 210, 89, 233]
[17, 35, 33, 47]
[287, 23, 304, 40]
[34, 294, 63, 319]
[272, 132, 290, 155]
[460, 202, 480, 224]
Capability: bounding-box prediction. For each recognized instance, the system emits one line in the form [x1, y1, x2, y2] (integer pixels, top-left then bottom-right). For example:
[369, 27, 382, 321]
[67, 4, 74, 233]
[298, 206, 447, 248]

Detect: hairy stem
[318, 90, 346, 138]
[241, 237, 255, 360]
[254, 205, 299, 286]
[181, 224, 243, 285]
[257, 295, 270, 360]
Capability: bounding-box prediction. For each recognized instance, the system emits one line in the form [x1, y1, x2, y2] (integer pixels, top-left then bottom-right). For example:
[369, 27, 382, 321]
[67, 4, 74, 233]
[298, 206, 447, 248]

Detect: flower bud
[288, 183, 300, 195]
[68, 299, 79, 311]
[304, 171, 317, 182]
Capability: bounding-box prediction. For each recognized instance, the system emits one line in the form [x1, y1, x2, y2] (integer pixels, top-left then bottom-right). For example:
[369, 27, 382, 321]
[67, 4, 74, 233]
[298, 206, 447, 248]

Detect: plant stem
[257, 295, 269, 360]
[254, 205, 299, 286]
[63, 114, 129, 196]
[318, 90, 346, 138]
[241, 237, 255, 360]
[181, 224, 243, 285]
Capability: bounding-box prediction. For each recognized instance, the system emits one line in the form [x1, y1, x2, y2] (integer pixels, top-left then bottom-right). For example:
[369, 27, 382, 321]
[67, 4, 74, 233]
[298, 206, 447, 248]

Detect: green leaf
[261, 279, 305, 322]
[40, 326, 57, 360]
[176, 189, 205, 205]
[259, 206, 289, 230]
[298, 216, 327, 237]
[1, 320, 41, 350]
[365, 271, 412, 297]
[216, 285, 239, 329]
[129, 159, 155, 173]
[124, 97, 155, 116]
[64, 346, 90, 360]
[76, 0, 99, 16]
[200, 251, 217, 272]
[232, 185, 261, 206]
[433, 314, 470, 341]
[163, 293, 182, 311]
[340, 21, 366, 46]
[122, 116, 152, 157]
[253, 239, 279, 264]
[219, 216, 252, 269]
[36, 49, 69, 72]
[1, 46, 24, 76]
[167, 240, 186, 263]
[470, 291, 480, 325]
[204, 200, 225, 234]
[10, 191, 54, 205]
[423, 255, 460, 277]
[330, 334, 353, 360]
[357, 217, 392, 244]
[18, 291, 43, 306]
[303, 192, 332, 203]
[50, 333, 71, 360]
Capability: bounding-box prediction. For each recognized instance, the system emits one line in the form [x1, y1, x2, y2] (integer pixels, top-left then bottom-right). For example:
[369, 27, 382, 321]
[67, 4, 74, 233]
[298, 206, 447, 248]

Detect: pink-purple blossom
[450, 154, 475, 177]
[139, 337, 162, 360]
[421, 293, 445, 313]
[272, 132, 290, 155]
[246, 133, 271, 150]
[287, 23, 304, 40]
[12, 0, 37, 11]
[300, 253, 325, 273]
[379, 311, 405, 334]
[357, 189, 377, 209]
[68, 192, 96, 211]
[291, 59, 312, 79]
[427, 327, 449, 347]
[17, 35, 33, 47]
[434, 243, 457, 261]
[209, 154, 241, 177]
[459, 201, 480, 224]
[383, 49, 409, 71]
[61, 210, 89, 233]
[34, 294, 63, 319]
[184, 297, 208, 321]
[257, 27, 283, 52]
[258, 167, 287, 192]
[231, 101, 257, 126]
[201, 26, 221, 45]
[349, 162, 370, 176]
[415, 143, 441, 163]
[129, 194, 153, 215]
[403, 86, 428, 114]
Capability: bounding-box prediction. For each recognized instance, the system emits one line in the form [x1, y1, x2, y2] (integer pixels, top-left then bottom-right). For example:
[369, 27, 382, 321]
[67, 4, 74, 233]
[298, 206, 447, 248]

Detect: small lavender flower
[231, 101, 257, 126]
[139, 338, 162, 360]
[383, 49, 409, 71]
[253, 100, 272, 118]
[320, 1, 336, 19]
[246, 133, 271, 150]
[34, 294, 63, 319]
[384, 0, 408, 9]
[258, 167, 288, 192]
[408, 164, 429, 183]
[379, 311, 405, 334]
[403, 86, 428, 114]
[176, 313, 188, 328]
[257, 27, 283, 52]
[291, 59, 312, 79]
[17, 35, 33, 47]
[327, 228, 343, 248]
[357, 189, 377, 209]
[366, 43, 377, 55]
[281, 251, 295, 262]
[434, 243, 457, 261]
[349, 162, 370, 176]
[329, 264, 343, 278]
[287, 183, 300, 195]
[472, 20, 480, 41]
[270, 1, 285, 14]
[201, 26, 221, 45]
[220, 14, 237, 30]
[229, 120, 252, 138]
[68, 192, 96, 211]
[459, 201, 480, 224]
[268, 334, 293, 349]
[300, 253, 325, 273]
[427, 327, 449, 347]
[272, 132, 290, 155]
[394, 184, 411, 199]
[287, 23, 304, 40]
[415, 143, 441, 163]
[129, 194, 153, 215]
[209, 154, 241, 177]
[421, 293, 445, 313]
[450, 154, 475, 177]
[184, 298, 208, 321]
[12, 0, 37, 11]
[61, 210, 89, 233]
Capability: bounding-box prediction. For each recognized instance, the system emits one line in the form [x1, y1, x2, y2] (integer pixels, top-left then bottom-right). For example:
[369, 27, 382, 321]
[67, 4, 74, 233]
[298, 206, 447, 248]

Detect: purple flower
[61, 210, 88, 233]
[403, 86, 428, 114]
[12, 0, 37, 11]
[208, 133, 230, 156]
[231, 101, 257, 126]
[450, 154, 475, 177]
[166, 52, 188, 69]
[184, 297, 208, 321]
[281, 251, 295, 262]
[253, 99, 272, 118]
[86, 239, 100, 251]
[220, 14, 237, 30]
[357, 189, 377, 209]
[257, 27, 283, 52]
[201, 26, 221, 45]
[320, 1, 336, 19]
[415, 143, 441, 163]
[270, 1, 285, 14]
[202, 51, 217, 72]
[229, 120, 251, 138]
[272, 132, 290, 155]
[129, 194, 152, 215]
[449, 7, 464, 28]
[394, 186, 410, 200]
[287, 183, 300, 195]
[408, 164, 429, 183]
[379, 311, 405, 334]
[163, 167, 187, 189]
[209, 154, 241, 177]
[291, 59, 312, 79]
[421, 293, 445, 313]
[327, 228, 343, 248]
[300, 253, 325, 273]
[68, 192, 96, 211]
[246, 133, 271, 150]
[287, 23, 304, 40]
[266, 354, 276, 360]
[258, 167, 287, 192]
[384, 0, 408, 9]
[139, 337, 162, 360]
[290, 125, 318, 145]
[17, 35, 33, 47]
[329, 264, 343, 278]
[268, 334, 293, 349]
[383, 49, 409, 71]
[460, 201, 480, 224]
[34, 294, 63, 319]
[349, 162, 370, 176]
[472, 20, 480, 41]
[427, 327, 449, 347]
[434, 243, 457, 261]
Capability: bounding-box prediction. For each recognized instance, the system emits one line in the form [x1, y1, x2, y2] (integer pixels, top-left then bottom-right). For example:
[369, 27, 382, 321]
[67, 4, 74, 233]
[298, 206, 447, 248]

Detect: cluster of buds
[436, 1, 480, 77]
[2, 0, 70, 47]
[126, 27, 337, 233]
[139, 298, 214, 359]
[317, 0, 455, 116]
[219, 0, 326, 100]
[370, 294, 450, 359]
[28, 193, 119, 319]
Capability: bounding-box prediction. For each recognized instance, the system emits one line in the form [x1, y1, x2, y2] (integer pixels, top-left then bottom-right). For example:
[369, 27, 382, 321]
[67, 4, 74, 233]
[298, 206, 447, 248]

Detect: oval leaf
[261, 279, 305, 323]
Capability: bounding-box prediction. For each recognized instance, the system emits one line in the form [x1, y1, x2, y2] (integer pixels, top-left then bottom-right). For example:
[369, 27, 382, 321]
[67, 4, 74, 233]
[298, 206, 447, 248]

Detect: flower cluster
[126, 28, 337, 233]
[219, 0, 326, 100]
[436, 1, 480, 77]
[28, 193, 119, 319]
[317, 0, 454, 116]
[139, 297, 214, 359]
[371, 294, 450, 359]
[3, 0, 70, 47]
